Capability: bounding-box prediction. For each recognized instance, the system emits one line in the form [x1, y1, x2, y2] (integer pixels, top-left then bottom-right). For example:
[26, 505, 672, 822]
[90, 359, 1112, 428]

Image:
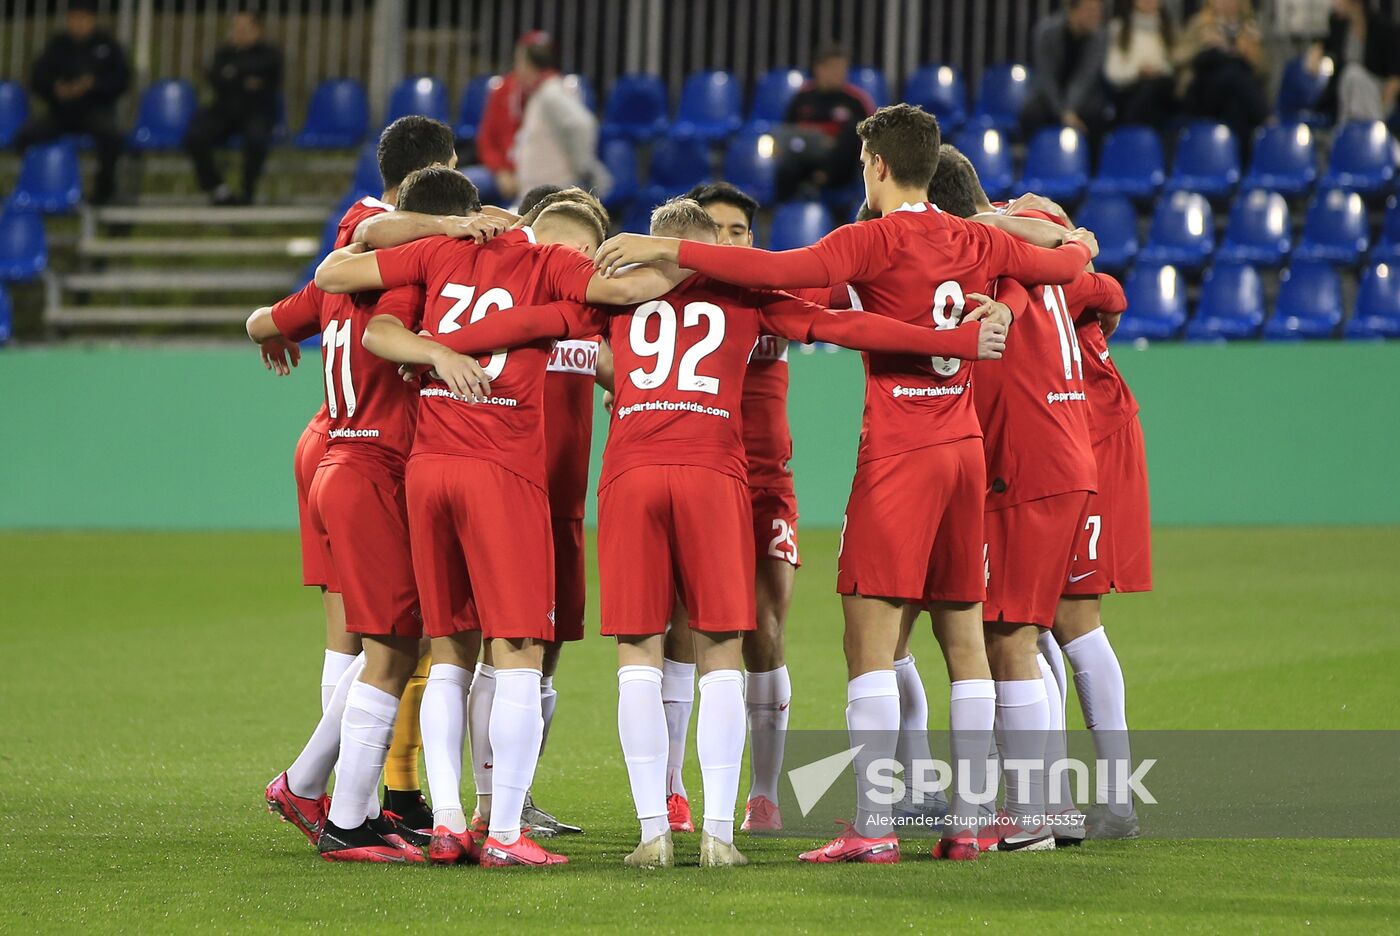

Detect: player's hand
[963, 292, 1014, 328]
[1004, 192, 1072, 227]
[445, 214, 511, 244]
[1064, 227, 1099, 260]
[1099, 310, 1122, 340]
[593, 234, 679, 278]
[974, 320, 1008, 360]
[602, 390, 615, 414]
[399, 362, 431, 383]
[430, 349, 492, 401]
[259, 336, 301, 376]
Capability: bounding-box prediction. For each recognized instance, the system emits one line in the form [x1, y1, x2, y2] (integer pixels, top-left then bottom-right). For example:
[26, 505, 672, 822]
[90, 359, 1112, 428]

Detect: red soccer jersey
[976, 272, 1124, 508]
[543, 337, 600, 520]
[676, 203, 1092, 466]
[371, 229, 596, 490]
[1076, 317, 1140, 444]
[271, 281, 425, 472]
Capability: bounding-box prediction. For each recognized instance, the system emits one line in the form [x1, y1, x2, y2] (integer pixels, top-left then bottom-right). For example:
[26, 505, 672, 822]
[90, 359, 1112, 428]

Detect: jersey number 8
[930, 281, 965, 377]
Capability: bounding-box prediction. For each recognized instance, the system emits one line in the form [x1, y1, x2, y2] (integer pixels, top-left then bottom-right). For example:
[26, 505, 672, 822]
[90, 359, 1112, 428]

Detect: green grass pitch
[2, 527, 1398, 933]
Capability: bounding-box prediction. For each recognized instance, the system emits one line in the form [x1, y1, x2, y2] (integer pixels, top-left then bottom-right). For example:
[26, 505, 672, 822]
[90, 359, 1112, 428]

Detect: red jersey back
[544, 338, 600, 520]
[1076, 318, 1140, 444]
[976, 276, 1100, 508]
[806, 204, 1055, 464]
[271, 281, 425, 473]
[372, 229, 596, 490]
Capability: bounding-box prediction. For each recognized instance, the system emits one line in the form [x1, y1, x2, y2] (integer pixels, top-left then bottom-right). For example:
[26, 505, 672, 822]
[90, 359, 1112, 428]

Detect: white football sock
[744, 666, 791, 803]
[661, 658, 695, 799]
[321, 650, 359, 712]
[287, 652, 365, 798]
[1038, 630, 1069, 712]
[486, 668, 543, 846]
[327, 681, 399, 830]
[1038, 652, 1076, 811]
[618, 665, 670, 841]
[847, 669, 900, 840]
[893, 655, 941, 805]
[539, 674, 558, 756]
[948, 679, 996, 832]
[697, 669, 745, 843]
[467, 662, 496, 821]
[421, 662, 471, 832]
[1062, 626, 1133, 816]
[995, 678, 1050, 828]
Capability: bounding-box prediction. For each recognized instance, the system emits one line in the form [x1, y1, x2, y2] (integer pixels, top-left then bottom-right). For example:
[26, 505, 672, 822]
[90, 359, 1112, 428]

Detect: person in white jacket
[510, 37, 612, 205]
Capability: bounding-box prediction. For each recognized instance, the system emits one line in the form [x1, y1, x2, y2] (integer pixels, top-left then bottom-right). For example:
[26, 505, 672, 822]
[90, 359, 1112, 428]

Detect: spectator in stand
[185, 11, 283, 205]
[14, 0, 130, 205]
[1105, 0, 1177, 132]
[509, 33, 611, 202]
[1022, 0, 1110, 141]
[476, 31, 549, 204]
[1175, 0, 1269, 145]
[774, 44, 875, 202]
[1307, 0, 1400, 124]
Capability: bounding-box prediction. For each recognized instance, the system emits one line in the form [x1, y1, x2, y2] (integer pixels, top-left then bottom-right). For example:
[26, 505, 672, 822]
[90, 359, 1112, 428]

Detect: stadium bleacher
[3, 54, 1398, 344]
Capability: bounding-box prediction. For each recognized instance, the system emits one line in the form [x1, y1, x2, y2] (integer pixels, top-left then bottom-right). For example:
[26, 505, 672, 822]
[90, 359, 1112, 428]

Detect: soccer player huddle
[250, 100, 1151, 868]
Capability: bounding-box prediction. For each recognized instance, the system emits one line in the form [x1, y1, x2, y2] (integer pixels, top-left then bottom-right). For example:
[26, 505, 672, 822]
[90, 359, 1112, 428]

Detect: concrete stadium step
[79, 235, 321, 259]
[61, 268, 300, 293]
[90, 205, 331, 227]
[46, 305, 257, 327]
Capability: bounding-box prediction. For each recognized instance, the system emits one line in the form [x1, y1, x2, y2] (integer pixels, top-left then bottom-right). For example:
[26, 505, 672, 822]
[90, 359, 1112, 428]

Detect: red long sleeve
[989, 225, 1093, 286]
[758, 293, 983, 359]
[431, 302, 576, 355]
[677, 241, 833, 289]
[1065, 271, 1127, 315]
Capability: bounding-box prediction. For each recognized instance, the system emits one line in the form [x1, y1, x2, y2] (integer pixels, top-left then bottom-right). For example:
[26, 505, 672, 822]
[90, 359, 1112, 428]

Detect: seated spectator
[1023, 0, 1110, 141]
[1308, 0, 1400, 125]
[510, 33, 611, 202]
[1105, 0, 1177, 132]
[1175, 0, 1269, 145]
[14, 0, 130, 205]
[185, 11, 283, 205]
[774, 45, 875, 202]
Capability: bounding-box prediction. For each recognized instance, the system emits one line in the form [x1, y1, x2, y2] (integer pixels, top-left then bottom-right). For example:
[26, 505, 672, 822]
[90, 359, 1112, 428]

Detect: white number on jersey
[438, 283, 514, 379]
[322, 318, 356, 419]
[767, 518, 798, 564]
[1085, 514, 1102, 561]
[930, 281, 966, 377]
[1042, 284, 1084, 381]
[627, 300, 725, 394]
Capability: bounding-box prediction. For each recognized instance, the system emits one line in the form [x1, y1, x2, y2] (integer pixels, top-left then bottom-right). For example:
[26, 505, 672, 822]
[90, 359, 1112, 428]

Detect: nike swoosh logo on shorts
[1067, 571, 1096, 583]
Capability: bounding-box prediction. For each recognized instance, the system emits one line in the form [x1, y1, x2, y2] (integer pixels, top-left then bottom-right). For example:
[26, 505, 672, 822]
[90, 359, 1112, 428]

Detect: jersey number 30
[439, 283, 514, 379]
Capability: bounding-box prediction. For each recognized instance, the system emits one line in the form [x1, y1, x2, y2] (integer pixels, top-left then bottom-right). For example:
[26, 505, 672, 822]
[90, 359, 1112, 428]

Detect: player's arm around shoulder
[585, 262, 690, 306]
[314, 242, 380, 294]
[362, 315, 493, 402]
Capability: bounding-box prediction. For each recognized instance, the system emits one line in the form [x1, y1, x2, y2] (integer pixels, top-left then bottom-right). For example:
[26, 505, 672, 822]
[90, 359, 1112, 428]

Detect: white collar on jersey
[361, 196, 395, 212]
[891, 201, 929, 214]
[519, 224, 537, 243]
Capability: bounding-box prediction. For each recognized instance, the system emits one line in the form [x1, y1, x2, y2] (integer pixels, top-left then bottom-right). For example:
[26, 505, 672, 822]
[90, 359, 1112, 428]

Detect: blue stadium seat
[601, 73, 670, 142]
[384, 76, 449, 126]
[954, 123, 1013, 200]
[723, 131, 777, 206]
[1264, 262, 1343, 340]
[1242, 122, 1317, 198]
[454, 74, 501, 141]
[294, 78, 369, 149]
[1186, 262, 1265, 341]
[974, 64, 1031, 133]
[1320, 120, 1399, 196]
[1276, 55, 1330, 128]
[461, 165, 498, 205]
[1074, 196, 1138, 272]
[642, 137, 711, 202]
[562, 73, 597, 111]
[0, 209, 47, 281]
[128, 79, 197, 152]
[1373, 196, 1400, 264]
[1344, 262, 1400, 339]
[1216, 189, 1291, 266]
[1166, 122, 1240, 198]
[847, 66, 888, 108]
[1090, 125, 1164, 199]
[0, 80, 26, 148]
[768, 201, 833, 251]
[746, 68, 806, 133]
[621, 199, 654, 234]
[673, 70, 743, 143]
[0, 283, 11, 345]
[8, 141, 81, 214]
[1294, 188, 1369, 264]
[1018, 126, 1089, 202]
[599, 137, 639, 208]
[1115, 263, 1187, 341]
[1139, 191, 1214, 271]
[351, 141, 380, 196]
[903, 65, 966, 131]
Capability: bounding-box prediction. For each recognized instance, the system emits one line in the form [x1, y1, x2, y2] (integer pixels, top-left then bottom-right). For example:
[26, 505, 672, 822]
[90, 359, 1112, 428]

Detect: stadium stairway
[44, 203, 329, 332]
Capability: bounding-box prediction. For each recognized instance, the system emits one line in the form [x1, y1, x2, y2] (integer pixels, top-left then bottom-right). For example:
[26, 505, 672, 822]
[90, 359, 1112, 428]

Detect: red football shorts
[751, 486, 800, 567]
[985, 491, 1092, 628]
[551, 516, 586, 642]
[294, 423, 337, 591]
[1064, 417, 1153, 596]
[837, 438, 986, 604]
[406, 454, 556, 641]
[309, 457, 421, 637]
[598, 465, 756, 636]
